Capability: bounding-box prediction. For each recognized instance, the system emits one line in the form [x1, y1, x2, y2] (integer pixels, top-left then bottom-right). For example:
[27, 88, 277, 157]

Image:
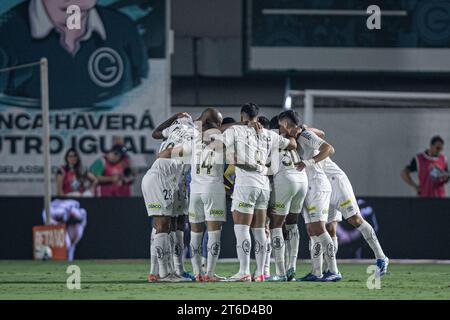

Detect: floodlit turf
[0, 260, 448, 300]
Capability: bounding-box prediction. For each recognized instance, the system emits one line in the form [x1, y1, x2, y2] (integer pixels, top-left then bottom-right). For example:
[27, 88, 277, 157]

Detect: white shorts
[302, 187, 331, 224]
[270, 180, 308, 215]
[141, 171, 176, 217]
[189, 192, 227, 223]
[327, 175, 359, 223]
[231, 186, 271, 214]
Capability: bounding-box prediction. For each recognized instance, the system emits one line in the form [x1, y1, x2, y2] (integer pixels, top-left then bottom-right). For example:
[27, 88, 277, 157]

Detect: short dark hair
[222, 117, 236, 125]
[258, 116, 270, 129]
[431, 135, 444, 145]
[278, 110, 301, 126]
[241, 102, 259, 119]
[269, 115, 279, 130]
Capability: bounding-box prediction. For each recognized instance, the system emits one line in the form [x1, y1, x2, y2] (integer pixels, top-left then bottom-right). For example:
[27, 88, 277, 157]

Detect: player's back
[149, 117, 194, 178]
[297, 130, 331, 190]
[189, 131, 225, 193]
[224, 126, 275, 189]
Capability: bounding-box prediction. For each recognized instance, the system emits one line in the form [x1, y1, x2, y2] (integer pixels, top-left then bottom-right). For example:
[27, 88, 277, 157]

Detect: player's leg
[188, 193, 206, 281]
[174, 214, 192, 279]
[150, 225, 159, 277]
[142, 172, 184, 282]
[284, 181, 307, 280]
[228, 187, 256, 282]
[204, 192, 226, 281]
[347, 213, 388, 275]
[324, 220, 338, 273]
[152, 215, 172, 279]
[267, 183, 290, 280]
[284, 213, 299, 280]
[263, 223, 271, 279]
[299, 190, 340, 281]
[337, 177, 388, 275]
[250, 188, 271, 281]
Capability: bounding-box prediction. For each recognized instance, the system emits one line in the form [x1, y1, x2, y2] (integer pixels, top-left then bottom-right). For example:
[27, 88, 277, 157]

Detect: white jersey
[322, 157, 347, 178]
[185, 130, 225, 194]
[224, 125, 290, 190]
[297, 130, 331, 191]
[149, 117, 194, 178]
[274, 147, 308, 183]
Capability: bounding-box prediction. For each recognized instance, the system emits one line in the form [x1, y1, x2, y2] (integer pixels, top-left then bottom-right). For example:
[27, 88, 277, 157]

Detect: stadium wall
[1, 197, 449, 260]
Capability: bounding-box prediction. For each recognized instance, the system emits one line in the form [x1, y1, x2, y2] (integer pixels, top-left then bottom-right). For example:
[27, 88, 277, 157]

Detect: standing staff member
[401, 136, 449, 197]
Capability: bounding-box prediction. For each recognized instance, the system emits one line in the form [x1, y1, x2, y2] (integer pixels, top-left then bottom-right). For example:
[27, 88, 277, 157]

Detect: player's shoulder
[299, 130, 315, 140]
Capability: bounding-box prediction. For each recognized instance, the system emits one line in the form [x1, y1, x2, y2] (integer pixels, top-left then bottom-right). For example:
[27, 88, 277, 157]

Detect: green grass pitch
[0, 260, 449, 300]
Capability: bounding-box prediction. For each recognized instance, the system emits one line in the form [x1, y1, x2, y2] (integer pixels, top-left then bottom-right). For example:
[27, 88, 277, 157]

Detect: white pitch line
[262, 9, 408, 17]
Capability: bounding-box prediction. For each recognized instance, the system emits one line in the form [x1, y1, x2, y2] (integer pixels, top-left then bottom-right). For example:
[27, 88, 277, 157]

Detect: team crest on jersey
[307, 205, 317, 213]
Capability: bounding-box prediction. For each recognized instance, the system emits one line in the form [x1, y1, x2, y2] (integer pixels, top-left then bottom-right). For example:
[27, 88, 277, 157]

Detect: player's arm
[218, 120, 263, 134]
[400, 158, 420, 193]
[302, 124, 325, 139]
[297, 131, 334, 170]
[152, 112, 190, 139]
[158, 145, 185, 159]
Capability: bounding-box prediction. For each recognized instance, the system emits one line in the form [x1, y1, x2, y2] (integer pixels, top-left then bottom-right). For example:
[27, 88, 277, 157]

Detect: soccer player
[266, 111, 308, 282]
[293, 122, 340, 282]
[223, 103, 297, 282]
[321, 156, 389, 276]
[142, 111, 194, 282]
[158, 108, 227, 281]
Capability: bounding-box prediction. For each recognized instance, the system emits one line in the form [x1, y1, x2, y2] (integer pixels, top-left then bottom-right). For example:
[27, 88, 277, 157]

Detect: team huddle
[142, 103, 389, 282]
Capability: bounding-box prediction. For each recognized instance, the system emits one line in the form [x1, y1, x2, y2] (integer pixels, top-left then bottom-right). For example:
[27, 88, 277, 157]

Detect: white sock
[264, 235, 271, 276]
[234, 224, 251, 275]
[310, 236, 323, 277]
[190, 231, 203, 276]
[206, 230, 221, 276]
[251, 227, 267, 278]
[317, 232, 338, 274]
[154, 233, 169, 278]
[150, 228, 158, 275]
[201, 256, 207, 274]
[174, 230, 185, 275]
[270, 228, 286, 276]
[285, 224, 299, 270]
[168, 231, 176, 273]
[357, 221, 386, 259]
